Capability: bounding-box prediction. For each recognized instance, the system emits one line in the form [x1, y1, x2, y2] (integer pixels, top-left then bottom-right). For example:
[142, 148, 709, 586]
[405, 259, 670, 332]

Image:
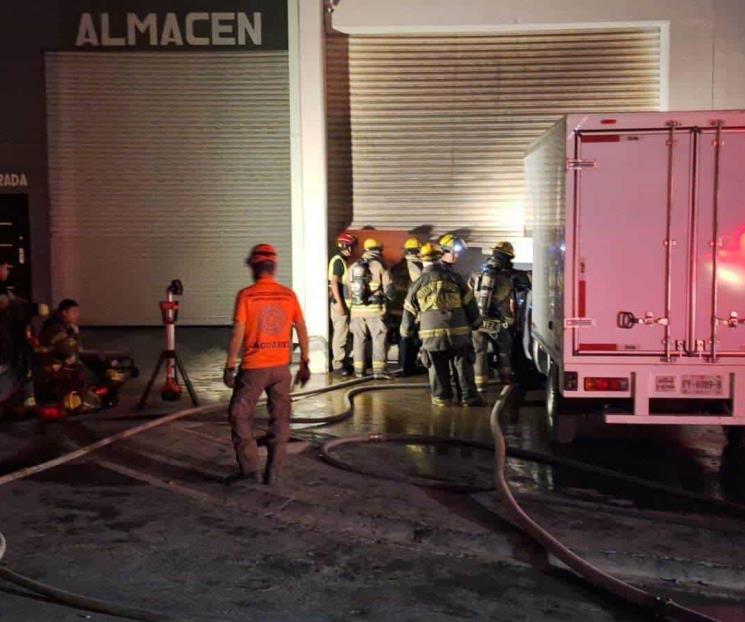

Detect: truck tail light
[584, 377, 629, 392]
[564, 371, 578, 391]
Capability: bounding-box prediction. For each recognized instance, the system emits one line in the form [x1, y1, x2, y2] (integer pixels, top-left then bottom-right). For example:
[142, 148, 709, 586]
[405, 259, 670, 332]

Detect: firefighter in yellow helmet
[389, 237, 424, 376]
[401, 243, 484, 406]
[344, 238, 395, 376]
[471, 241, 531, 385]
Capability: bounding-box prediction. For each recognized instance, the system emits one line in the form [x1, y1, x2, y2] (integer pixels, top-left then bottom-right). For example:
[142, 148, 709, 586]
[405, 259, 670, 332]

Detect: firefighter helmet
[363, 238, 383, 251]
[492, 241, 515, 259]
[62, 391, 83, 413]
[247, 244, 278, 266]
[403, 238, 421, 253]
[337, 232, 357, 248]
[420, 243, 443, 261]
[439, 234, 466, 253]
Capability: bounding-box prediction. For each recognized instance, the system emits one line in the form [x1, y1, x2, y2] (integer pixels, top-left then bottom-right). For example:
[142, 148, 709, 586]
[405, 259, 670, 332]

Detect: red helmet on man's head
[336, 232, 357, 248]
[247, 244, 278, 266]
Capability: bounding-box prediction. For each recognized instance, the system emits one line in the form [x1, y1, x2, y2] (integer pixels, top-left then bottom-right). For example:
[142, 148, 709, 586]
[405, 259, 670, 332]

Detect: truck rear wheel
[546, 364, 577, 444]
[724, 426, 745, 449]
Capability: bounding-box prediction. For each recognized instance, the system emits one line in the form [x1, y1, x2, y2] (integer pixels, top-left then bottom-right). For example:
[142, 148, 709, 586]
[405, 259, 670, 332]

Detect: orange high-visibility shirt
[233, 277, 304, 370]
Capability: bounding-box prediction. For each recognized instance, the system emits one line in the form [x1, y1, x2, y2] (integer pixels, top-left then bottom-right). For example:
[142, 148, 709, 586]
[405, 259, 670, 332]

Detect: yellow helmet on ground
[492, 241, 515, 259]
[62, 391, 83, 413]
[403, 238, 421, 253]
[439, 233, 466, 253]
[363, 238, 383, 251]
[419, 243, 443, 261]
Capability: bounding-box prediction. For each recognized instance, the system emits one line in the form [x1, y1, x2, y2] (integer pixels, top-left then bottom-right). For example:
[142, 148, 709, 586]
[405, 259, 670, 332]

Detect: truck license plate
[681, 375, 723, 396]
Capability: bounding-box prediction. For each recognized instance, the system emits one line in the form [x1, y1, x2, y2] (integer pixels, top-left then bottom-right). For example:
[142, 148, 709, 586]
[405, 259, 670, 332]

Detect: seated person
[35, 299, 128, 413]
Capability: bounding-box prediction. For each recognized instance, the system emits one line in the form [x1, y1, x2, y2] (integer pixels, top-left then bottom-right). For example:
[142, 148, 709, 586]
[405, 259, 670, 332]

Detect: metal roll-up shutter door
[46, 51, 290, 325]
[332, 27, 661, 248]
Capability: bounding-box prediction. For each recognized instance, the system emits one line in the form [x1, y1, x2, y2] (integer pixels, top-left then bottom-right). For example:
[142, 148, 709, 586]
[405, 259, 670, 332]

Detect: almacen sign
[75, 11, 263, 47]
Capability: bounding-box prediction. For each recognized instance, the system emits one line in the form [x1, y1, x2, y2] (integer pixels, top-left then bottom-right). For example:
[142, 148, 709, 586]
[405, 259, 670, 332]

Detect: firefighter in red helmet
[223, 244, 310, 486]
[327, 232, 357, 376]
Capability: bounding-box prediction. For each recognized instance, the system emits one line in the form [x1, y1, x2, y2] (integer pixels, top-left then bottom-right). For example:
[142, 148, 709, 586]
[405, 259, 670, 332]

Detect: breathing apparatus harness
[475, 255, 515, 332]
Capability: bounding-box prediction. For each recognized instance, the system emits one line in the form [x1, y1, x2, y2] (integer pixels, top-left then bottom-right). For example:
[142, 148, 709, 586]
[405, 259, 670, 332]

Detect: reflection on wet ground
[3, 328, 745, 620]
[4, 327, 745, 507]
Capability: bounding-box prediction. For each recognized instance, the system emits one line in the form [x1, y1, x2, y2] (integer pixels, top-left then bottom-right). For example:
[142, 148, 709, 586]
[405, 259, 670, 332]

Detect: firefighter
[471, 241, 531, 386]
[389, 238, 424, 376]
[402, 238, 423, 281]
[36, 299, 124, 413]
[0, 255, 49, 409]
[223, 244, 310, 486]
[344, 238, 395, 377]
[400, 243, 484, 407]
[328, 232, 356, 376]
[438, 233, 482, 401]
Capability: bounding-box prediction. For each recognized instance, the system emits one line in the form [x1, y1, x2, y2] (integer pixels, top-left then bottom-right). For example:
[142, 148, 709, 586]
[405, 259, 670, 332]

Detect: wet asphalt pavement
[1, 327, 745, 621]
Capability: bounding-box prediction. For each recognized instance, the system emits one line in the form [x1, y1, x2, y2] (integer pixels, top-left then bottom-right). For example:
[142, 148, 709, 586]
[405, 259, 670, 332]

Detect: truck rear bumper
[563, 363, 745, 425]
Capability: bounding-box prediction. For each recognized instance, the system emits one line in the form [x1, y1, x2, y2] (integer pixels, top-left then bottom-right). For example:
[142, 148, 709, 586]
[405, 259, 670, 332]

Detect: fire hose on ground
[0, 377, 740, 621]
[317, 384, 726, 622]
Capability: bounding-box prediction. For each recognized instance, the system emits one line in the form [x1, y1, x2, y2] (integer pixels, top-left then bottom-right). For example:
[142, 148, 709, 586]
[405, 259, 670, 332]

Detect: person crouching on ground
[223, 244, 310, 486]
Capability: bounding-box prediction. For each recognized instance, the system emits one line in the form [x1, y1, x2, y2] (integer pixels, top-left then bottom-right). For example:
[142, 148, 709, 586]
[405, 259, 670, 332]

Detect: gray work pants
[350, 315, 388, 374]
[329, 303, 351, 371]
[228, 366, 292, 477]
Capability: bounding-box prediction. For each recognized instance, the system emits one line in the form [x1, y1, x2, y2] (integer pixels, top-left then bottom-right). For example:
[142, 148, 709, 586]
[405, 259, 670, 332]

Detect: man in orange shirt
[223, 244, 310, 485]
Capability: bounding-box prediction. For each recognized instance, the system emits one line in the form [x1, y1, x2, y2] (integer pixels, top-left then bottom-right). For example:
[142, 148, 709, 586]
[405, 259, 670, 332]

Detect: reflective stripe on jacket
[400, 263, 481, 352]
[327, 253, 348, 302]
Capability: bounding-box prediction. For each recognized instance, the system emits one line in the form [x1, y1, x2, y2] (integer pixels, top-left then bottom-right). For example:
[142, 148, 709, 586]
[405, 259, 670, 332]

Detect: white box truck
[525, 111, 745, 443]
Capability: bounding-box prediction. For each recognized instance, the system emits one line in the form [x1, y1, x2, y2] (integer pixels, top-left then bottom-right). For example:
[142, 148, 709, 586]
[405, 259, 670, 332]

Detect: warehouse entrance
[0, 194, 31, 300]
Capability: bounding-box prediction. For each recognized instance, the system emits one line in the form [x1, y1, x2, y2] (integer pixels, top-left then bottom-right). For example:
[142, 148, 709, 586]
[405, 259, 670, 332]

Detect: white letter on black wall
[127, 13, 158, 46]
[237, 12, 262, 46]
[185, 13, 210, 46]
[75, 13, 99, 47]
[160, 13, 184, 46]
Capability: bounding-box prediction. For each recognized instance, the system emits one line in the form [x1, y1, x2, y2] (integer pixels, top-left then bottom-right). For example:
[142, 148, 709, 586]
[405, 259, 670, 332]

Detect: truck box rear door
[574, 131, 692, 355]
[693, 127, 745, 357]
